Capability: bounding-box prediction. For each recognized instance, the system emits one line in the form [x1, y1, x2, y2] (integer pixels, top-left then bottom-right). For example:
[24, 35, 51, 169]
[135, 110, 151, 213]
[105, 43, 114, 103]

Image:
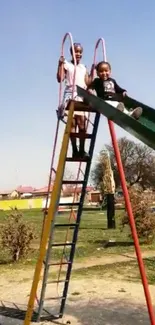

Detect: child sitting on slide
[57, 43, 92, 158]
[86, 61, 143, 119]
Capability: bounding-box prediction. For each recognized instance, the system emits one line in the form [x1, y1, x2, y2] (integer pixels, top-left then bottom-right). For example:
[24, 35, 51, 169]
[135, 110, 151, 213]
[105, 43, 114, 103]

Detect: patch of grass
[0, 208, 155, 270]
[71, 257, 155, 284]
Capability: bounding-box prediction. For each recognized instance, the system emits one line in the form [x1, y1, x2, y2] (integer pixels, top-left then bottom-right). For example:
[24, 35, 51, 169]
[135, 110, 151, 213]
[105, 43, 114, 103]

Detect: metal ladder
[24, 100, 100, 324]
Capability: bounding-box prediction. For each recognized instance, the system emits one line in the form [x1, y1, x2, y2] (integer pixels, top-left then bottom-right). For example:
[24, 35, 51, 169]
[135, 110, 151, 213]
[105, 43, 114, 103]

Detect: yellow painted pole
[24, 102, 74, 325]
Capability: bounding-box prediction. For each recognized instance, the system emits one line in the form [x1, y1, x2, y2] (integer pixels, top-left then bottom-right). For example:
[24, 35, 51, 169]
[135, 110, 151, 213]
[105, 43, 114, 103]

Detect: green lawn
[0, 208, 155, 284]
[0, 208, 154, 267]
[72, 258, 155, 285]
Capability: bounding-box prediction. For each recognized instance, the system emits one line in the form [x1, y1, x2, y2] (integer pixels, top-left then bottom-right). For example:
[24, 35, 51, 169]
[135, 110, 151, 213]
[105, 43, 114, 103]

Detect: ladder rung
[47, 261, 71, 266]
[62, 180, 84, 185]
[45, 296, 65, 301]
[40, 312, 62, 319]
[66, 100, 97, 112]
[66, 157, 90, 162]
[70, 132, 92, 139]
[47, 279, 69, 284]
[59, 202, 80, 206]
[52, 242, 74, 247]
[54, 223, 78, 227]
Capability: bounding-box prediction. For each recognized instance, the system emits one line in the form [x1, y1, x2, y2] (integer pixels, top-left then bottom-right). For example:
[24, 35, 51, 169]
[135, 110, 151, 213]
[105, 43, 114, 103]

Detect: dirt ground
[0, 253, 155, 325]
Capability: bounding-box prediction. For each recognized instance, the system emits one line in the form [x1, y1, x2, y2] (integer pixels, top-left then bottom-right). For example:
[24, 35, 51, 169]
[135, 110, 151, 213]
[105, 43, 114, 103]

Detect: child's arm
[85, 72, 92, 87]
[57, 56, 66, 83]
[85, 64, 96, 87]
[114, 79, 127, 96]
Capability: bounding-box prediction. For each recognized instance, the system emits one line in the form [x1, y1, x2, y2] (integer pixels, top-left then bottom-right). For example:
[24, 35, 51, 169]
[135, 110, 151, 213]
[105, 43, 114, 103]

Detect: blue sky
[0, 0, 155, 190]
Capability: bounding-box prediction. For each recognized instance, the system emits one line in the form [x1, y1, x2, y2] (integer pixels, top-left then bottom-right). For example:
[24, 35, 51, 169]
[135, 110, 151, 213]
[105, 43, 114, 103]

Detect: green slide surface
[77, 86, 155, 150]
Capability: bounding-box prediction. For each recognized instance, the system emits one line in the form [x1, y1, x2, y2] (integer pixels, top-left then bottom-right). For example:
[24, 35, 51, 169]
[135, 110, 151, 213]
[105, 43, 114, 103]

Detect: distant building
[0, 190, 11, 200]
[11, 186, 36, 199]
[0, 183, 102, 205]
[62, 185, 99, 204]
[32, 185, 53, 198]
[88, 190, 102, 205]
[10, 190, 19, 198]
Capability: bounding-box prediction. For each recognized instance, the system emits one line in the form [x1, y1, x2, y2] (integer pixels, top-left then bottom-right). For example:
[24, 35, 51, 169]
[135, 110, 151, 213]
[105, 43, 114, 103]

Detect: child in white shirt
[57, 43, 92, 158]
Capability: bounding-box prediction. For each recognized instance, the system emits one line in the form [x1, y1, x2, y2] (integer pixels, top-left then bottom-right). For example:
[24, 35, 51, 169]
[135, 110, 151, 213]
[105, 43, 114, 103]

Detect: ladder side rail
[36, 32, 77, 321]
[24, 101, 75, 325]
[60, 112, 100, 315]
[41, 31, 77, 238]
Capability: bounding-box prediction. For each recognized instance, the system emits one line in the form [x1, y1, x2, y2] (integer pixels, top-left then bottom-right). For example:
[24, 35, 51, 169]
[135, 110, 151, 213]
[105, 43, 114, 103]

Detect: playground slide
[77, 86, 155, 150]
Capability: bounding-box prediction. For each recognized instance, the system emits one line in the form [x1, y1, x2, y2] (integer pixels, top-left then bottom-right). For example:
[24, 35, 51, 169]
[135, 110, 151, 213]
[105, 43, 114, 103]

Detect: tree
[1, 208, 36, 262]
[93, 147, 116, 229]
[63, 167, 76, 197]
[92, 137, 155, 190]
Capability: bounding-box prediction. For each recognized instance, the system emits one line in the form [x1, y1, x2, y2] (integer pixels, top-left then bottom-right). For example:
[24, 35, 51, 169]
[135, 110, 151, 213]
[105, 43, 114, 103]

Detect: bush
[1, 208, 36, 262]
[121, 187, 155, 244]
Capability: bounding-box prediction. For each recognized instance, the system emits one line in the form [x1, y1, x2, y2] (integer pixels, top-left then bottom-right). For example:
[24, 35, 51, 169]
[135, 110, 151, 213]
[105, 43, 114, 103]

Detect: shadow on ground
[0, 298, 151, 325]
[65, 299, 150, 325]
[88, 240, 135, 248]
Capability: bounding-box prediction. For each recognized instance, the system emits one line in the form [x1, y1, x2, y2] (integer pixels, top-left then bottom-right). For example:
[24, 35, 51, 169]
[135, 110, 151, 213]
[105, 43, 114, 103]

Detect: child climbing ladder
[57, 42, 93, 158]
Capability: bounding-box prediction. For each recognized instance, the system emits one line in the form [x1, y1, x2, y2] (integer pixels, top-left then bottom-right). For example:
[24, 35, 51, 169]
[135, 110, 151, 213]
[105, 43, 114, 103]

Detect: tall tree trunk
[107, 193, 115, 229]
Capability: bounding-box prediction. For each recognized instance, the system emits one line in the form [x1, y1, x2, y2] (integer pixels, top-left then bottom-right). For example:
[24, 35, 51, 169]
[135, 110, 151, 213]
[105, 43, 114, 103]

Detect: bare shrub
[1, 208, 36, 262]
[121, 187, 155, 244]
